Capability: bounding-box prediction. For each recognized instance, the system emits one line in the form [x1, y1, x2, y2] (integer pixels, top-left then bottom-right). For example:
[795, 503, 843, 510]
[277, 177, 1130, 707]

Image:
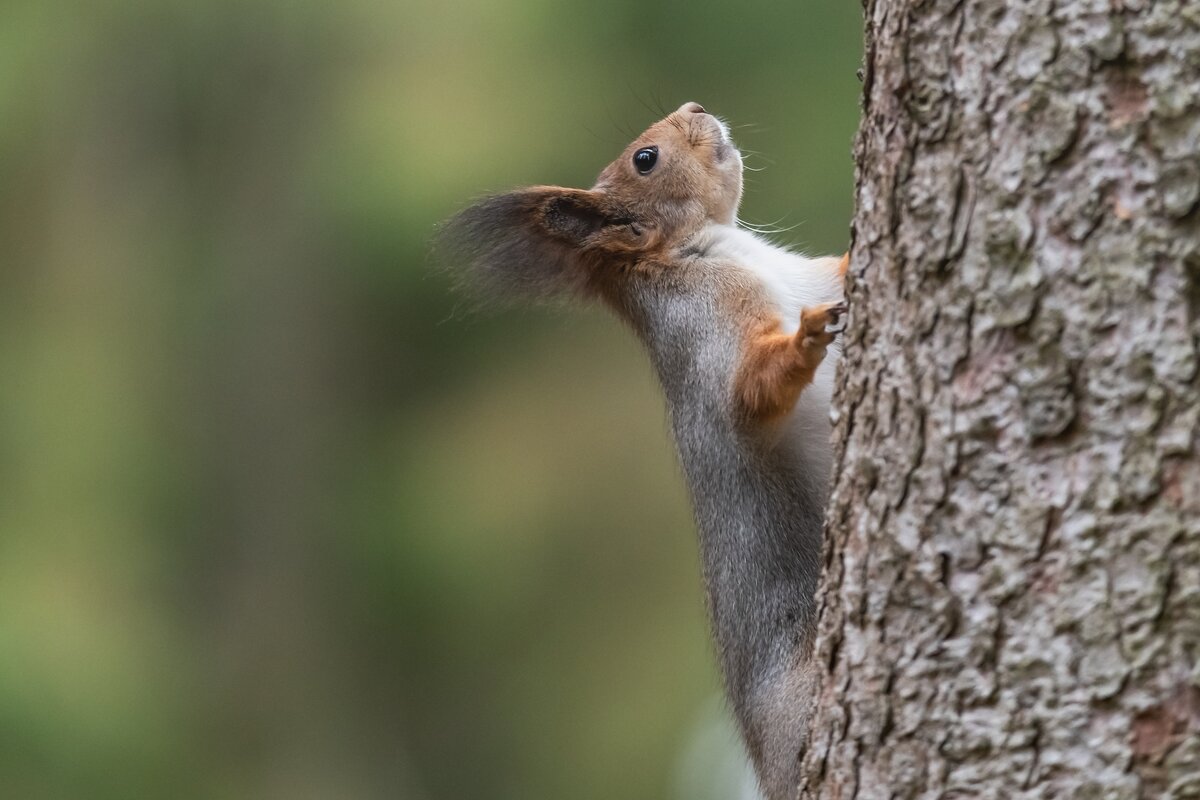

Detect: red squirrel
[441, 102, 847, 799]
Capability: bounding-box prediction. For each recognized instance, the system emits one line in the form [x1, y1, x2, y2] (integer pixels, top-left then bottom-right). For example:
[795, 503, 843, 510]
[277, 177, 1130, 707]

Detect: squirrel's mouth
[709, 117, 737, 163]
[714, 115, 731, 141]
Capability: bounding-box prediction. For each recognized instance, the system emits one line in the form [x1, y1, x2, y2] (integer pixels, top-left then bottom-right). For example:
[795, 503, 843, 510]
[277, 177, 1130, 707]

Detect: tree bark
[801, 1, 1200, 797]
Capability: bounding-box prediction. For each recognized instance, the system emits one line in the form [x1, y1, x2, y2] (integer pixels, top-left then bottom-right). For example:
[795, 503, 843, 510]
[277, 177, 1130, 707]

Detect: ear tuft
[542, 195, 610, 242]
[436, 187, 625, 305]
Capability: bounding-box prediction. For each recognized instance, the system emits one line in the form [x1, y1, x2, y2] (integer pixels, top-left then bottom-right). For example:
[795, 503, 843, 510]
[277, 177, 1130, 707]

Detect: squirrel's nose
[678, 101, 708, 115]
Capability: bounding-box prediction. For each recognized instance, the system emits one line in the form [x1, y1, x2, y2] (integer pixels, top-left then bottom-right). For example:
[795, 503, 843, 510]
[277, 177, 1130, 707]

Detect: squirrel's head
[596, 101, 744, 234]
[440, 102, 743, 303]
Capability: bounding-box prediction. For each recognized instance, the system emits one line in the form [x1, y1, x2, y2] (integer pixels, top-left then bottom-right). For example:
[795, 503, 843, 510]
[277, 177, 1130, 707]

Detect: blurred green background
[0, 1, 861, 798]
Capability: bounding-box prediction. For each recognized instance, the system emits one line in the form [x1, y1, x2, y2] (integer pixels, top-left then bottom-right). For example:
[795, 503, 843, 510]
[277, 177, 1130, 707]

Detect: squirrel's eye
[633, 147, 658, 174]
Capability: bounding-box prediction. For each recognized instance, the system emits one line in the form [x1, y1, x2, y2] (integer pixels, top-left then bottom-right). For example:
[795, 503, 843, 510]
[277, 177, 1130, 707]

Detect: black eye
[633, 146, 658, 174]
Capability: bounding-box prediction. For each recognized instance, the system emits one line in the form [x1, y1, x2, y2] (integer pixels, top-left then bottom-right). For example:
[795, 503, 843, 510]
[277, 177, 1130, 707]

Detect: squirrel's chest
[699, 227, 843, 466]
[702, 226, 842, 335]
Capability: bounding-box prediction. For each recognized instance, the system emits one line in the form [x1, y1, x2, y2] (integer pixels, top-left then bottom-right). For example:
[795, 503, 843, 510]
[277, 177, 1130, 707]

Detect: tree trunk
[801, 1, 1200, 797]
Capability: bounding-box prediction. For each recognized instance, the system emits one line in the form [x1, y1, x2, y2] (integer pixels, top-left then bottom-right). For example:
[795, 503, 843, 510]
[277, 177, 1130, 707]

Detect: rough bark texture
[801, 1, 1200, 798]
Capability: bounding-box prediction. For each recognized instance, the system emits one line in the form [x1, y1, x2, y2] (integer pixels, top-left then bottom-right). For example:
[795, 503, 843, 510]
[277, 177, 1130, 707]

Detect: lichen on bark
[801, 1, 1200, 798]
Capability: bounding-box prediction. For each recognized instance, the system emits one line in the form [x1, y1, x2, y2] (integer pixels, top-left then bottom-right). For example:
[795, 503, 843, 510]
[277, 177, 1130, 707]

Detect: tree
[800, 0, 1200, 797]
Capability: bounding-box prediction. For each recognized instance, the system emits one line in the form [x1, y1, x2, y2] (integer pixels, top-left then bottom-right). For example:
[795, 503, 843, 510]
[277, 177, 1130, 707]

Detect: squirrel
[440, 102, 847, 800]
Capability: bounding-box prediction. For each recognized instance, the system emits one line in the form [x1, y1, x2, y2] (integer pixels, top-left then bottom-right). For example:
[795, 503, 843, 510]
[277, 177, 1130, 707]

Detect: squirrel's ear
[437, 186, 641, 303]
[539, 191, 613, 243]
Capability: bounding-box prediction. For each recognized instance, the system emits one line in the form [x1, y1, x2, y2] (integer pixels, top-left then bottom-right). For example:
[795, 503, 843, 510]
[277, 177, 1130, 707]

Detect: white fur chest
[699, 225, 843, 335]
[698, 224, 845, 473]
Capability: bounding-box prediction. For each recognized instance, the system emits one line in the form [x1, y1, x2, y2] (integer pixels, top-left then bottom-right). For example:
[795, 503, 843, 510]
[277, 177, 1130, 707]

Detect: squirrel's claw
[797, 301, 846, 350]
[824, 301, 848, 335]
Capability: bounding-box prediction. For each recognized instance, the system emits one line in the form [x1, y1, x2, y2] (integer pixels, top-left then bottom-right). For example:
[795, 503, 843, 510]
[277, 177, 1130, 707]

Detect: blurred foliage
[0, 0, 862, 798]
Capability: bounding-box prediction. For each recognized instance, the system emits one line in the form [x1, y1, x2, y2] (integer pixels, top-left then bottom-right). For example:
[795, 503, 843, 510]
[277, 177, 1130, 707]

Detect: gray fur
[620, 264, 826, 799]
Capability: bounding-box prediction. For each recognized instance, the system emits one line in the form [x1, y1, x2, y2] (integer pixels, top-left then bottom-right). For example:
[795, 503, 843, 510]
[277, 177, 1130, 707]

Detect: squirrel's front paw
[823, 301, 848, 335]
[798, 301, 847, 348]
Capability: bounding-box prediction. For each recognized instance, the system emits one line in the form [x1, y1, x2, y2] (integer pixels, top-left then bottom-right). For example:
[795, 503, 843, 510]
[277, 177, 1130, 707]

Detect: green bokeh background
[0, 2, 862, 798]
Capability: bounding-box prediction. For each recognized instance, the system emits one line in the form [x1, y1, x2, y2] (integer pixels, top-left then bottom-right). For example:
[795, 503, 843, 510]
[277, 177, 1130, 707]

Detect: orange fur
[735, 302, 843, 423]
